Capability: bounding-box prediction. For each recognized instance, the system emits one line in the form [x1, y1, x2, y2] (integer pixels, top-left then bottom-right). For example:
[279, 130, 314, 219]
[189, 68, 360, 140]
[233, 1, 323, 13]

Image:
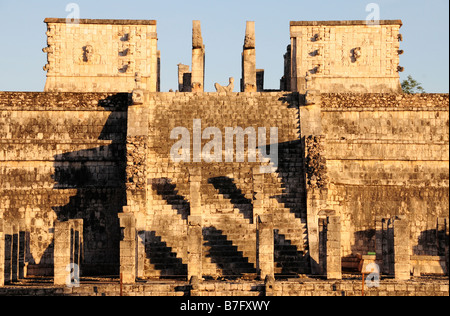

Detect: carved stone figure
[352, 47, 362, 61]
[79, 45, 101, 64]
[215, 77, 234, 93]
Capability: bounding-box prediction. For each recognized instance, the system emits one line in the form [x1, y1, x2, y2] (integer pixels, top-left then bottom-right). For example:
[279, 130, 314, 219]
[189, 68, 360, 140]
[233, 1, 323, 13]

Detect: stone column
[119, 213, 137, 284]
[394, 217, 410, 280]
[252, 167, 265, 224]
[0, 219, 5, 286]
[189, 167, 202, 216]
[306, 189, 327, 275]
[10, 223, 19, 282]
[192, 20, 205, 92]
[72, 219, 83, 278]
[241, 21, 257, 92]
[188, 167, 203, 281]
[54, 221, 71, 286]
[188, 216, 203, 281]
[257, 215, 274, 280]
[326, 216, 342, 280]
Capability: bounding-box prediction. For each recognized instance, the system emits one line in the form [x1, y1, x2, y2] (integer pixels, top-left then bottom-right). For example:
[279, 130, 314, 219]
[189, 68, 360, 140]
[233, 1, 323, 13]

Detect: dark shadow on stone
[47, 93, 129, 276]
[142, 231, 187, 279]
[413, 229, 441, 256]
[208, 177, 253, 221]
[150, 178, 190, 221]
[203, 226, 256, 279]
[274, 230, 309, 277]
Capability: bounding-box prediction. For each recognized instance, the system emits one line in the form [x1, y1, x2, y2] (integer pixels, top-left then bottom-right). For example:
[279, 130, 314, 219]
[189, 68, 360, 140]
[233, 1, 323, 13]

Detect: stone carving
[79, 45, 101, 64]
[305, 135, 329, 189]
[126, 136, 147, 190]
[244, 21, 256, 49]
[191, 82, 203, 92]
[43, 64, 50, 72]
[313, 33, 322, 42]
[243, 83, 256, 93]
[42, 46, 53, 54]
[215, 77, 234, 93]
[352, 47, 362, 62]
[132, 89, 144, 105]
[192, 21, 203, 49]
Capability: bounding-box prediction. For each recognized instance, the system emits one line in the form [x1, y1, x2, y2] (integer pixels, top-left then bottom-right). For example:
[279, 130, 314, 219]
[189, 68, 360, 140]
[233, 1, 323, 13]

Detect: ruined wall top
[44, 18, 157, 25]
[290, 20, 402, 27]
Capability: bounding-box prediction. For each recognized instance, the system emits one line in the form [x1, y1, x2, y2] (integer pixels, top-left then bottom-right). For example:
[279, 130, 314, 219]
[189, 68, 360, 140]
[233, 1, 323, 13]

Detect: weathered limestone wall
[1, 90, 448, 281]
[43, 19, 159, 93]
[290, 21, 403, 93]
[320, 93, 449, 266]
[0, 92, 128, 276]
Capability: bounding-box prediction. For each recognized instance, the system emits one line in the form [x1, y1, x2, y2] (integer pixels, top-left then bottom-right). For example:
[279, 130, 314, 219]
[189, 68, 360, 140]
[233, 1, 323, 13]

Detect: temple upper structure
[43, 18, 160, 93]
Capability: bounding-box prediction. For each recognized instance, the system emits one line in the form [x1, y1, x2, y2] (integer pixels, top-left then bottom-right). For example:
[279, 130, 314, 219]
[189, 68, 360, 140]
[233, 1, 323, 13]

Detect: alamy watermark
[366, 3, 381, 26]
[364, 263, 381, 288]
[65, 3, 80, 26]
[65, 263, 80, 288]
[170, 119, 278, 174]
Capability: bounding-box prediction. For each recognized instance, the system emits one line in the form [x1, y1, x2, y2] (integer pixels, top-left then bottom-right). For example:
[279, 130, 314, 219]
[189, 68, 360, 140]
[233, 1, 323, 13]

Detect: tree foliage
[401, 75, 426, 94]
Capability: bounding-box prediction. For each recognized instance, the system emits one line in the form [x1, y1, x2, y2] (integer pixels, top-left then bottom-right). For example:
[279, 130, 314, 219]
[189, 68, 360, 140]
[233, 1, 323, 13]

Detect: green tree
[401, 75, 426, 94]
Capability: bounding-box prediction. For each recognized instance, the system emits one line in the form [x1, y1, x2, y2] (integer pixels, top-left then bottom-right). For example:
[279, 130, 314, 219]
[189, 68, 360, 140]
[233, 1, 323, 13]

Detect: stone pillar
[11, 223, 19, 282]
[54, 220, 83, 286]
[188, 216, 203, 281]
[241, 21, 257, 92]
[119, 213, 137, 284]
[257, 215, 274, 280]
[252, 168, 265, 224]
[189, 167, 202, 216]
[54, 221, 71, 286]
[393, 217, 410, 280]
[326, 216, 342, 280]
[178, 63, 191, 92]
[188, 167, 203, 281]
[375, 216, 384, 269]
[136, 230, 146, 279]
[306, 189, 327, 275]
[72, 219, 83, 277]
[191, 20, 205, 92]
[0, 219, 5, 286]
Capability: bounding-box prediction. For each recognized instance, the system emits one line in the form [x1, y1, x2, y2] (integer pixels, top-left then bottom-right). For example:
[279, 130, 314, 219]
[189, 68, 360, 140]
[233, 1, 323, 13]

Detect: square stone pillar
[306, 189, 328, 275]
[241, 21, 257, 92]
[11, 223, 19, 282]
[394, 217, 410, 280]
[119, 213, 137, 284]
[257, 215, 274, 280]
[191, 20, 205, 92]
[71, 219, 83, 277]
[189, 167, 202, 216]
[252, 167, 265, 224]
[54, 221, 71, 286]
[188, 167, 203, 281]
[326, 216, 342, 280]
[188, 216, 203, 281]
[54, 220, 83, 286]
[0, 219, 5, 286]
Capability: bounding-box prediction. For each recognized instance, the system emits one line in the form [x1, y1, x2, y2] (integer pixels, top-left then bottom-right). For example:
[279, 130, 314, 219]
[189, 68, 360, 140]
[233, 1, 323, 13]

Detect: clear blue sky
[0, 0, 448, 92]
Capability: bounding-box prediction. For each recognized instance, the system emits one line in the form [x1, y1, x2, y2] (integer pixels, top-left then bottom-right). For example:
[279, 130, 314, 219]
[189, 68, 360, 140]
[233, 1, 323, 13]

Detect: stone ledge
[290, 20, 403, 27]
[44, 18, 157, 25]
